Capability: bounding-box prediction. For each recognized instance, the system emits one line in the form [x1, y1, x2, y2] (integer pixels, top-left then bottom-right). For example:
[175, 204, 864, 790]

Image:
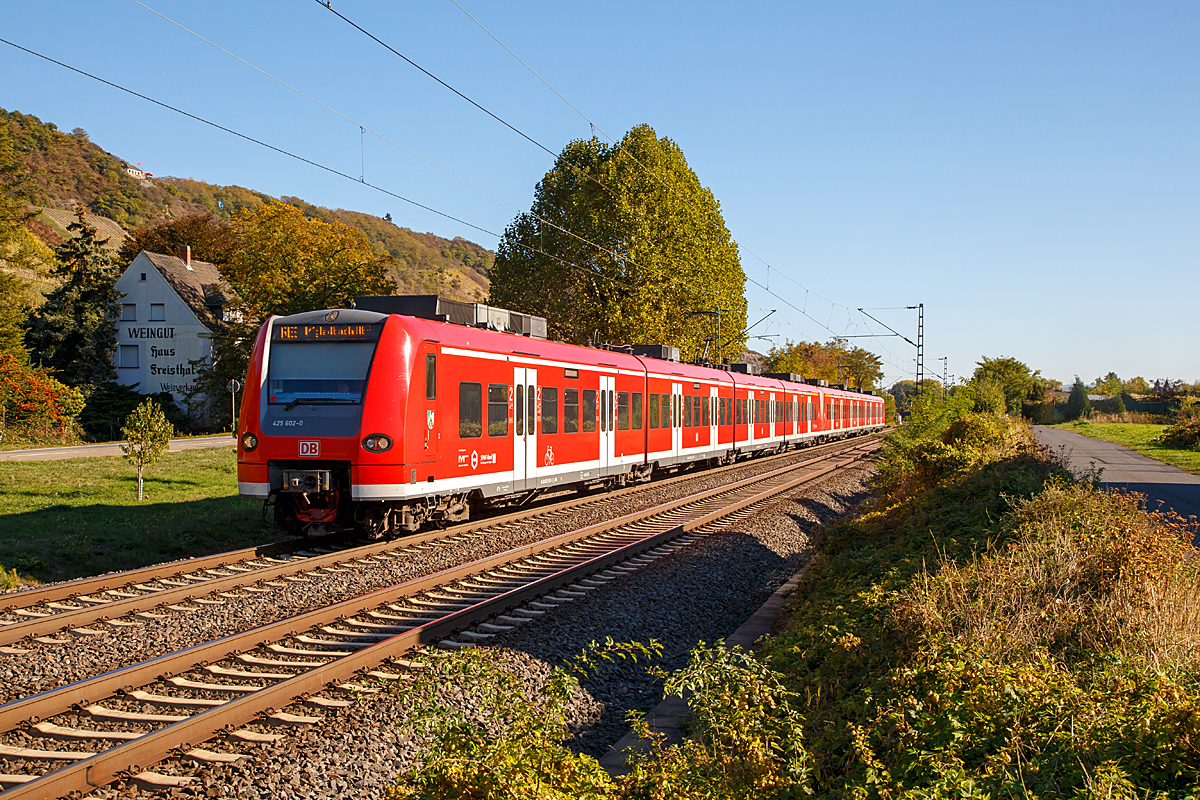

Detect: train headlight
[362, 434, 393, 452]
[240, 432, 259, 452]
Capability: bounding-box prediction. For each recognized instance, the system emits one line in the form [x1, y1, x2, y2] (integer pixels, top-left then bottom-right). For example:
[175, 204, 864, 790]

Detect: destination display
[273, 323, 382, 342]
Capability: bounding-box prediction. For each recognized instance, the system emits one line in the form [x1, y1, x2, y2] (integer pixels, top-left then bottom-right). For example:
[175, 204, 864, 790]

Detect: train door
[418, 347, 440, 463]
[599, 374, 615, 475]
[513, 366, 537, 491]
[708, 386, 718, 451]
[672, 382, 683, 459]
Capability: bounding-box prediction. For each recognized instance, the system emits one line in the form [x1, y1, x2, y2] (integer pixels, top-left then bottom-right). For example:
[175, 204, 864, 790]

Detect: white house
[113, 248, 232, 406]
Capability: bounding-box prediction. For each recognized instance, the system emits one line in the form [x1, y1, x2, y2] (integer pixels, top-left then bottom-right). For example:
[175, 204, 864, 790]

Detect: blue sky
[3, 1, 1196, 387]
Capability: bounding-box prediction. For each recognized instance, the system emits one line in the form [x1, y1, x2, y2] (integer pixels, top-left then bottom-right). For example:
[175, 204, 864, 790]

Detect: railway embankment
[384, 394, 1200, 798]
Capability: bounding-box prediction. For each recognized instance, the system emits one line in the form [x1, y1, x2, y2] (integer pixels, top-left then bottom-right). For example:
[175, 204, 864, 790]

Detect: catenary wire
[127, 0, 664, 291]
[0, 36, 637, 291]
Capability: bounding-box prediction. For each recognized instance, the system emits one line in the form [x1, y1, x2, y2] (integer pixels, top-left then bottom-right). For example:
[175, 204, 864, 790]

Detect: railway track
[0, 438, 878, 797]
[0, 435, 878, 649]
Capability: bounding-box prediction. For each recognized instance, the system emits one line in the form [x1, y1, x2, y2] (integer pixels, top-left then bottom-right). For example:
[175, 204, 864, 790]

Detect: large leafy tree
[190, 200, 396, 427]
[223, 200, 394, 317]
[973, 356, 1040, 415]
[118, 212, 239, 266]
[763, 339, 883, 389]
[25, 209, 122, 387]
[490, 125, 746, 360]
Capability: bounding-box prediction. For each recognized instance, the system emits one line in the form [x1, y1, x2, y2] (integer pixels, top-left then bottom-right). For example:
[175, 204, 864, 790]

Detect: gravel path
[80, 460, 875, 799]
[0, 443, 866, 703]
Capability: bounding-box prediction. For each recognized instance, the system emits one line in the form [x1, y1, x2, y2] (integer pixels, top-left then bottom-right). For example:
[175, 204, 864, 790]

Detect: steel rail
[0, 441, 875, 733]
[0, 434, 878, 645]
[0, 440, 877, 798]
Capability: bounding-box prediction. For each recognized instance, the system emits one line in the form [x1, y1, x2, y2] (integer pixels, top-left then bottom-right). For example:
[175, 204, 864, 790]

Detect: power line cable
[0, 36, 629, 289]
[128, 0, 659, 289]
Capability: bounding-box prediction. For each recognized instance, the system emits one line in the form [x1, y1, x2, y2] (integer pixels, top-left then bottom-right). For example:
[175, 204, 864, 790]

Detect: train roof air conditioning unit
[764, 372, 804, 383]
[354, 295, 547, 339]
[805, 378, 829, 387]
[729, 362, 759, 375]
[631, 344, 680, 362]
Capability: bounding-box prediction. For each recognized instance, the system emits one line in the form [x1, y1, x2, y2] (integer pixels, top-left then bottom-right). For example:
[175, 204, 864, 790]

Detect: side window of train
[648, 393, 659, 429]
[701, 395, 709, 426]
[632, 392, 642, 429]
[542, 387, 558, 434]
[609, 389, 615, 431]
[683, 395, 692, 427]
[459, 382, 482, 438]
[425, 354, 437, 400]
[582, 389, 596, 432]
[661, 393, 670, 428]
[563, 388, 580, 433]
[488, 384, 508, 436]
[617, 391, 629, 430]
[516, 385, 524, 436]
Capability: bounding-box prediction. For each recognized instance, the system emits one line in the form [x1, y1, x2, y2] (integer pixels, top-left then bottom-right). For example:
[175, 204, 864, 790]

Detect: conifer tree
[25, 209, 123, 387]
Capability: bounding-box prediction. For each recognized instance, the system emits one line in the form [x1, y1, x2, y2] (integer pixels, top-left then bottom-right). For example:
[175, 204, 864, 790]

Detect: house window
[150, 303, 165, 321]
[121, 304, 136, 321]
[119, 345, 139, 369]
[139, 272, 147, 282]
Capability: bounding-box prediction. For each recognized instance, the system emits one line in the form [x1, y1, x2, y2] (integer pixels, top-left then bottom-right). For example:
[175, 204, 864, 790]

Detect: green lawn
[0, 447, 283, 585]
[1047, 421, 1200, 474]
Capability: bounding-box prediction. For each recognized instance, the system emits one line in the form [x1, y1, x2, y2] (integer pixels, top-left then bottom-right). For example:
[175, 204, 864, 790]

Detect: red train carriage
[237, 301, 886, 538]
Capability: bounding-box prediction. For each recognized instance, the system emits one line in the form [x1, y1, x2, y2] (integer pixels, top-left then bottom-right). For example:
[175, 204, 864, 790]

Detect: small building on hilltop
[112, 247, 233, 408]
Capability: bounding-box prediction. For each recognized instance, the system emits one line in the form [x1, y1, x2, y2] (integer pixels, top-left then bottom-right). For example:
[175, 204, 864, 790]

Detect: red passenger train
[236, 300, 886, 537]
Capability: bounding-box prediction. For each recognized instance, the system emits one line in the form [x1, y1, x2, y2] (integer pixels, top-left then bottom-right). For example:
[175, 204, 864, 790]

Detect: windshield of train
[267, 322, 381, 405]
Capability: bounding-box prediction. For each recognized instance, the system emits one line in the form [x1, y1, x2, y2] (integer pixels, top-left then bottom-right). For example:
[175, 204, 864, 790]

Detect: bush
[0, 352, 84, 442]
[1158, 418, 1200, 451]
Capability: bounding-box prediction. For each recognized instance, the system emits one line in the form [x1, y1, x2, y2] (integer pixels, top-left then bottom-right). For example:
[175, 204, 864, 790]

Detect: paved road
[0, 435, 235, 462]
[1035, 426, 1200, 523]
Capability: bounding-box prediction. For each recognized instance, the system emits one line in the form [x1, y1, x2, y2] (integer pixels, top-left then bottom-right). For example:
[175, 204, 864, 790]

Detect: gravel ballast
[76, 460, 875, 799]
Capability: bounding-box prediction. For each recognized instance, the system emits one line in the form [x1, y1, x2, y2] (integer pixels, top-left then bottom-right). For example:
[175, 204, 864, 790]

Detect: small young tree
[120, 399, 173, 501]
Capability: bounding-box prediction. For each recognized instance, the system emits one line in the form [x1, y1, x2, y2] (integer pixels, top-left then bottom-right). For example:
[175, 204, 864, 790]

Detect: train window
[718, 398, 724, 426]
[528, 384, 535, 431]
[488, 384, 508, 437]
[425, 354, 437, 400]
[516, 385, 524, 436]
[542, 387, 558, 434]
[661, 393, 671, 428]
[632, 392, 643, 429]
[459, 382, 482, 438]
[649, 393, 659, 429]
[582, 390, 596, 432]
[599, 390, 607, 432]
[617, 391, 629, 430]
[609, 390, 615, 431]
[701, 395, 709, 426]
[563, 388, 579, 433]
[684, 395, 692, 428]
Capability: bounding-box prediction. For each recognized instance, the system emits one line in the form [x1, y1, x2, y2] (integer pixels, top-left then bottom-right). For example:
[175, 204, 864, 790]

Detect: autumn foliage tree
[118, 212, 239, 266]
[763, 339, 883, 389]
[490, 125, 747, 360]
[190, 200, 396, 426]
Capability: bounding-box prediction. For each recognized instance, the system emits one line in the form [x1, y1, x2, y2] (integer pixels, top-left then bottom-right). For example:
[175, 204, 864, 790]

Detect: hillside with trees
[0, 107, 491, 301]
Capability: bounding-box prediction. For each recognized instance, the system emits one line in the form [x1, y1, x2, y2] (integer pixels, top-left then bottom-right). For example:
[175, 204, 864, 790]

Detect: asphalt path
[0, 435, 235, 462]
[1035, 426, 1200, 527]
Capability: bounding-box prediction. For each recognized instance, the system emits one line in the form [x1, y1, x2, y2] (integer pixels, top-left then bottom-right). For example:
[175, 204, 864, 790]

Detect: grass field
[1047, 421, 1200, 474]
[0, 446, 283, 585]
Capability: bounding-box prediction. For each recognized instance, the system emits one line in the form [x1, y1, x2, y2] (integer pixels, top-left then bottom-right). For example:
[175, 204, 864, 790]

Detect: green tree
[25, 209, 122, 387]
[0, 121, 39, 362]
[973, 356, 1039, 415]
[490, 125, 746, 359]
[118, 212, 239, 266]
[1066, 376, 1091, 421]
[120, 398, 173, 501]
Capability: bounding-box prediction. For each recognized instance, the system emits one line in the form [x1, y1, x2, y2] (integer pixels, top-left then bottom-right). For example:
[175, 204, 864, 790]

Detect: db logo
[470, 450, 479, 470]
[544, 445, 554, 466]
[299, 441, 320, 457]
